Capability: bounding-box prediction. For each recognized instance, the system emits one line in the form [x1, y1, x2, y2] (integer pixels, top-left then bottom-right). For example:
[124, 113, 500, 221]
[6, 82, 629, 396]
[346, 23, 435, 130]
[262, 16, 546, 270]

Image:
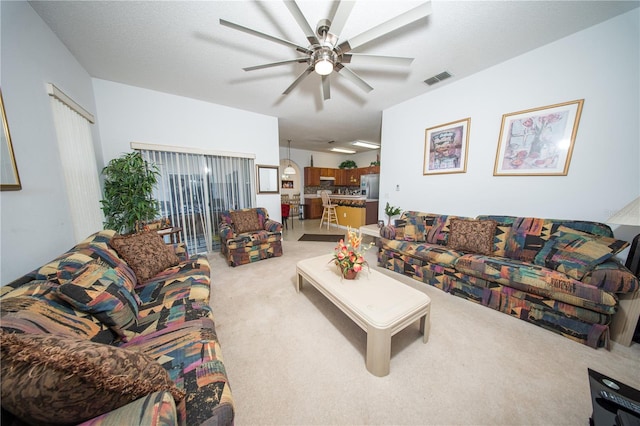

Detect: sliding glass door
[140, 149, 255, 255]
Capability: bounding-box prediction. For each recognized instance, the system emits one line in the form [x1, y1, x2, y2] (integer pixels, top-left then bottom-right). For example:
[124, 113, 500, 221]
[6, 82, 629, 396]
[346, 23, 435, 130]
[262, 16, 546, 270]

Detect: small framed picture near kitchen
[423, 118, 470, 175]
[257, 164, 279, 194]
[494, 99, 584, 176]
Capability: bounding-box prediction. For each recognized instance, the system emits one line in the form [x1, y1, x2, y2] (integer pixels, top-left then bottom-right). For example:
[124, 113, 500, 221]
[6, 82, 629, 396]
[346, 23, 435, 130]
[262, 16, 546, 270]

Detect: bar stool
[289, 194, 300, 228]
[319, 190, 339, 229]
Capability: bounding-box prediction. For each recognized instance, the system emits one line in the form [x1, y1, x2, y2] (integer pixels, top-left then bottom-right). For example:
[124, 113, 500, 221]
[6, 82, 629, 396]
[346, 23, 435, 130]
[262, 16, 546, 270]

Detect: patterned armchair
[218, 207, 283, 266]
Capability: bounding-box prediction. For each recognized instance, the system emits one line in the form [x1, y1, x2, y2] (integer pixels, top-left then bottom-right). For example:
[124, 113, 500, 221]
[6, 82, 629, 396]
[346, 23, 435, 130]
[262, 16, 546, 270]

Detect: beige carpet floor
[209, 221, 640, 426]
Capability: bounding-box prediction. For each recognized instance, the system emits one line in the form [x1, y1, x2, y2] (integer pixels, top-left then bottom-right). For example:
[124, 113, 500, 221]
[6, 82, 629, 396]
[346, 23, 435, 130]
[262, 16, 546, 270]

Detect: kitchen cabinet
[303, 197, 323, 219]
[335, 169, 347, 186]
[304, 167, 321, 186]
[362, 165, 380, 175]
[335, 206, 365, 229]
[365, 201, 379, 225]
[320, 168, 335, 178]
[346, 168, 360, 185]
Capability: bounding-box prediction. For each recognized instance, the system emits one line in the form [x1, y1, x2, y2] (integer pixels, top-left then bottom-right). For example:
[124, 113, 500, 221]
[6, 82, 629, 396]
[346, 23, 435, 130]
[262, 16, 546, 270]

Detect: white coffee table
[296, 254, 431, 377]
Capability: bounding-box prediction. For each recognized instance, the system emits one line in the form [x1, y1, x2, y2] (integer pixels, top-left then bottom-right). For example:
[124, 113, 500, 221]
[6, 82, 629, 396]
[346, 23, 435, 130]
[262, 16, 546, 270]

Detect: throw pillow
[403, 216, 426, 242]
[533, 225, 629, 280]
[380, 225, 396, 240]
[447, 219, 497, 255]
[57, 261, 139, 339]
[0, 331, 185, 426]
[109, 231, 180, 283]
[230, 209, 262, 234]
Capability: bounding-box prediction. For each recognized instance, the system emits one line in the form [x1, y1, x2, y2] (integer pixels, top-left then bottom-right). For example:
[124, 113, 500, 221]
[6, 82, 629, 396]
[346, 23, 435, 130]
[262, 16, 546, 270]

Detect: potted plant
[100, 151, 160, 234]
[384, 202, 402, 226]
[338, 160, 357, 169]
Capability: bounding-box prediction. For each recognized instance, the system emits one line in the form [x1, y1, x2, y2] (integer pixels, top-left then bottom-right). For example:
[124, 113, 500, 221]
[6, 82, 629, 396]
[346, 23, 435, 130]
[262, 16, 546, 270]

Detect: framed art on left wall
[423, 118, 470, 175]
[0, 89, 21, 190]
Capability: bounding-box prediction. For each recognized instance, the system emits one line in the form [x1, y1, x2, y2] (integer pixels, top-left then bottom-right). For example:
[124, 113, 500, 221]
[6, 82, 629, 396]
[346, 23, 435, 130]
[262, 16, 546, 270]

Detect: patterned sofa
[219, 207, 283, 266]
[378, 211, 639, 348]
[0, 230, 233, 425]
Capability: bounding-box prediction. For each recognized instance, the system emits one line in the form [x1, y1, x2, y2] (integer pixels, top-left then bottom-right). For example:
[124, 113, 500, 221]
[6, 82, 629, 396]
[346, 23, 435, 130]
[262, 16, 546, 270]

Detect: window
[138, 146, 255, 254]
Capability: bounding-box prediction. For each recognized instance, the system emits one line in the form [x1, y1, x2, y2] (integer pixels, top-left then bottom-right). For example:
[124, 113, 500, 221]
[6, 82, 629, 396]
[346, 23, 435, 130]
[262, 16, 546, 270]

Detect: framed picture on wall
[281, 180, 293, 189]
[0, 89, 21, 191]
[494, 99, 584, 176]
[423, 118, 470, 175]
[257, 165, 279, 194]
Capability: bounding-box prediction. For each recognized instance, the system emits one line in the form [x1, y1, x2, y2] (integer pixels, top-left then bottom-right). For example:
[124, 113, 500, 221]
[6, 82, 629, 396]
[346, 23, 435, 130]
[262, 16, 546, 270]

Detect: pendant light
[284, 139, 296, 175]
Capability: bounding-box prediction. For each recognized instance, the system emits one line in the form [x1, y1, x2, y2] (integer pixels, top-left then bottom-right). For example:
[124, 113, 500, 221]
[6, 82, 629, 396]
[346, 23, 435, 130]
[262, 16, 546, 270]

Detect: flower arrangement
[332, 227, 374, 278]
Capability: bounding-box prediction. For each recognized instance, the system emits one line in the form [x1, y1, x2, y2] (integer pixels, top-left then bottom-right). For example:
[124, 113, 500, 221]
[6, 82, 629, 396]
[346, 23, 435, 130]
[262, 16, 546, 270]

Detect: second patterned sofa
[219, 207, 283, 266]
[378, 211, 639, 348]
[0, 229, 233, 425]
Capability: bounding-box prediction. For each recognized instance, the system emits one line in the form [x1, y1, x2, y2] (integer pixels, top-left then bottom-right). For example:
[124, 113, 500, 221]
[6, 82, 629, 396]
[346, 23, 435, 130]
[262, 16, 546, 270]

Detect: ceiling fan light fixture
[315, 59, 333, 75]
[313, 48, 335, 75]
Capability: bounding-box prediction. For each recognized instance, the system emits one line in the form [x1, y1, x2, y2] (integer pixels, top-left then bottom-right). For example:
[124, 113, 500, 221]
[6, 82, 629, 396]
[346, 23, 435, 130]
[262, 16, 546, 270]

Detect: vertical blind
[139, 148, 255, 254]
[49, 87, 104, 242]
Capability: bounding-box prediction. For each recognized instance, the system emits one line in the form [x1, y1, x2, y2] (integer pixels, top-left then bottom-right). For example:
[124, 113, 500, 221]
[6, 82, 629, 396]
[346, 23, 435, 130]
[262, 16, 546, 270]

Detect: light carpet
[208, 239, 640, 425]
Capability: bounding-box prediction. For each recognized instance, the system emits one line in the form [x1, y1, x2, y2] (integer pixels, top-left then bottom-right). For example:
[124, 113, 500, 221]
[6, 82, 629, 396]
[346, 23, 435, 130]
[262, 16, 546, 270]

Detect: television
[588, 368, 640, 426]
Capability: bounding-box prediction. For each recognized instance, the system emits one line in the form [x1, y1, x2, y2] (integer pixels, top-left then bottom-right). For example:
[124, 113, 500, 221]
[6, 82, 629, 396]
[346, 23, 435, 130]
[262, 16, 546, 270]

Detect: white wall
[92, 79, 280, 223]
[380, 9, 639, 243]
[0, 2, 101, 284]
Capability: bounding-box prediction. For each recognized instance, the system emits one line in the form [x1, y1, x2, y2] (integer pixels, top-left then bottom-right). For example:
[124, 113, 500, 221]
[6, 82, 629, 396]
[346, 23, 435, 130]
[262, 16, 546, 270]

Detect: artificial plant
[338, 160, 357, 169]
[100, 151, 160, 234]
[384, 202, 402, 225]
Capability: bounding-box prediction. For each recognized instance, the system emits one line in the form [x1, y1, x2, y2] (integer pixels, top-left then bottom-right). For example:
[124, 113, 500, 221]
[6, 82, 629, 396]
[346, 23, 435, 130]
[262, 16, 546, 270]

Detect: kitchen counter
[302, 196, 378, 224]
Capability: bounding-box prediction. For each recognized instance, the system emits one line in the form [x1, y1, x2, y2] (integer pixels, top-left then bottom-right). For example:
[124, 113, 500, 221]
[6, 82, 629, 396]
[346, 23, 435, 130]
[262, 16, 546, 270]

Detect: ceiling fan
[220, 1, 432, 101]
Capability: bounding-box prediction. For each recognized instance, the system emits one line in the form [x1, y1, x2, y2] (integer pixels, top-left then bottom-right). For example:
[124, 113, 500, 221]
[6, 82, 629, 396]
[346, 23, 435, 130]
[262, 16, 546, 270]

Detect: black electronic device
[589, 368, 640, 426]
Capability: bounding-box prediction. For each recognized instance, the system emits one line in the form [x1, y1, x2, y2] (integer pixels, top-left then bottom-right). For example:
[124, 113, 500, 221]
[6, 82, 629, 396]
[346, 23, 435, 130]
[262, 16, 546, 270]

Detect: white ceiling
[29, 0, 639, 153]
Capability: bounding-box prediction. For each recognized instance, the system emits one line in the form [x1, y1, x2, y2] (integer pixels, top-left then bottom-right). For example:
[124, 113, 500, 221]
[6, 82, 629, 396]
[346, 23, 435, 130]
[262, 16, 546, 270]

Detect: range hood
[319, 176, 336, 181]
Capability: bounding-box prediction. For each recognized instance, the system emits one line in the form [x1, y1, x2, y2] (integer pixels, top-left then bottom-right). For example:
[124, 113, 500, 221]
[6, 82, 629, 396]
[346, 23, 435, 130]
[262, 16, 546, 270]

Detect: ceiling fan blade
[283, 1, 319, 45]
[328, 0, 355, 40]
[322, 75, 331, 100]
[334, 64, 373, 93]
[244, 58, 309, 71]
[220, 19, 312, 55]
[283, 66, 315, 95]
[337, 2, 432, 54]
[341, 53, 414, 66]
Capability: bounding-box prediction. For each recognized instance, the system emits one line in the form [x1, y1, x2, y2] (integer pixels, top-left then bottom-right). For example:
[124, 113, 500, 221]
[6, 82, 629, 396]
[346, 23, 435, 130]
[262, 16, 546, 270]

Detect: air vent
[424, 71, 452, 86]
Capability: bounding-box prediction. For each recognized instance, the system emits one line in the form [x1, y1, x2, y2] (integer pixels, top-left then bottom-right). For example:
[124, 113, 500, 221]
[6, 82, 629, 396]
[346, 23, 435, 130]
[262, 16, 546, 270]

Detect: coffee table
[296, 254, 431, 377]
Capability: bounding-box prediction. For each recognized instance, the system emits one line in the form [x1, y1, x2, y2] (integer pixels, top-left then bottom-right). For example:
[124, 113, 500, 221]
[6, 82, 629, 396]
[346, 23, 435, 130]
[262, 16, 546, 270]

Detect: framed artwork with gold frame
[494, 99, 584, 176]
[423, 118, 470, 175]
[1, 89, 21, 190]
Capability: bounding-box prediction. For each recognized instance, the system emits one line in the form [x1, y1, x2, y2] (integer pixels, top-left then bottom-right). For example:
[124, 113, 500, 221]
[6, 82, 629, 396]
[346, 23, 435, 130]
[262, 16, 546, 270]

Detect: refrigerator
[360, 174, 380, 200]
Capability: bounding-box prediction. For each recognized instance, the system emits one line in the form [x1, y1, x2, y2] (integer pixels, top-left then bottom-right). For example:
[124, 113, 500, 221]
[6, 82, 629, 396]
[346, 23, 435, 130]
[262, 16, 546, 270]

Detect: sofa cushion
[0, 280, 117, 344]
[425, 214, 454, 245]
[56, 261, 139, 339]
[77, 391, 178, 426]
[230, 209, 262, 233]
[110, 231, 180, 283]
[476, 215, 517, 257]
[379, 239, 464, 268]
[122, 318, 235, 426]
[533, 226, 629, 280]
[0, 295, 116, 343]
[447, 219, 497, 255]
[454, 254, 617, 314]
[404, 216, 426, 242]
[504, 217, 547, 262]
[0, 331, 185, 426]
